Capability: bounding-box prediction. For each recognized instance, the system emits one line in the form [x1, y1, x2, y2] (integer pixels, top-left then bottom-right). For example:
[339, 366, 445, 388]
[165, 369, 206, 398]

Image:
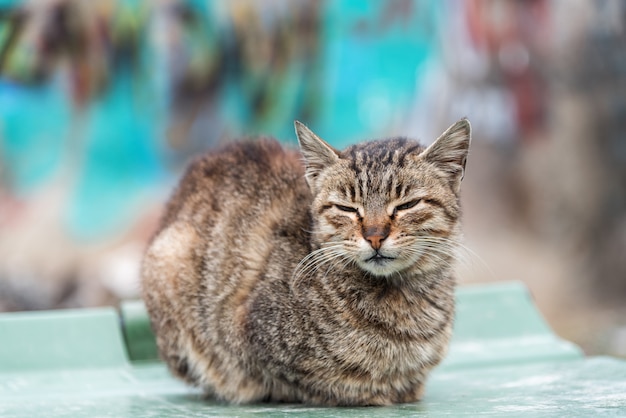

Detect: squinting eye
[335, 204, 359, 213]
[395, 199, 421, 212]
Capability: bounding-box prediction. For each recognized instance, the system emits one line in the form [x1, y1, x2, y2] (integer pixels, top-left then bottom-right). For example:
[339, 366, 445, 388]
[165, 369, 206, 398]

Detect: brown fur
[141, 119, 471, 405]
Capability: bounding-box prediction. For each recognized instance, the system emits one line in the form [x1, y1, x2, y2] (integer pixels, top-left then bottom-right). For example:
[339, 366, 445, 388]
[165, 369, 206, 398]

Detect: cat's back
[160, 138, 308, 231]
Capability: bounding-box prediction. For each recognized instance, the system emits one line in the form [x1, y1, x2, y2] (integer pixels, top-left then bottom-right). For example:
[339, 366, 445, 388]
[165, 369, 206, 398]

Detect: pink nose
[364, 226, 389, 250]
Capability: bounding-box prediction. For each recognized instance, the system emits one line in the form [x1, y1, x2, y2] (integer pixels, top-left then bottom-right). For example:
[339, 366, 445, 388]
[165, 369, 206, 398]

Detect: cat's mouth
[365, 253, 396, 264]
[359, 252, 401, 276]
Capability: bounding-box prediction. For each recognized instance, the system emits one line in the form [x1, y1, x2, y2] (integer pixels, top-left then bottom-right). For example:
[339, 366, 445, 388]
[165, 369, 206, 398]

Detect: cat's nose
[364, 226, 389, 250]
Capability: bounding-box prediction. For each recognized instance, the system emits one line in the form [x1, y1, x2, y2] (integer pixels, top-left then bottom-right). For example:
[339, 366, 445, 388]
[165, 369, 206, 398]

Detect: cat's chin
[358, 258, 404, 278]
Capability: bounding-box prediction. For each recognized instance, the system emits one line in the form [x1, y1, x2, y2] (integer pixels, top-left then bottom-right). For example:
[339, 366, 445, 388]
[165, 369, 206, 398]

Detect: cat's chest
[319, 316, 446, 380]
[335, 284, 451, 337]
[315, 287, 452, 369]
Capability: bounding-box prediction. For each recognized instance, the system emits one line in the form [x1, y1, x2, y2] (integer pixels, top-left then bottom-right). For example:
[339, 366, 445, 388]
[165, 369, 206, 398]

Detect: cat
[141, 118, 471, 406]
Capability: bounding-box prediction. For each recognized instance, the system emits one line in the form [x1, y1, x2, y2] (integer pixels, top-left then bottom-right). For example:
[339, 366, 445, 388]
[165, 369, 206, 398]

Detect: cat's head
[295, 119, 470, 278]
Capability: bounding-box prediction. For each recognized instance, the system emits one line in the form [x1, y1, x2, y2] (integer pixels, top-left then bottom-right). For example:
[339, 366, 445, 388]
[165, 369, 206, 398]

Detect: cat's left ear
[295, 121, 340, 190]
[421, 118, 471, 194]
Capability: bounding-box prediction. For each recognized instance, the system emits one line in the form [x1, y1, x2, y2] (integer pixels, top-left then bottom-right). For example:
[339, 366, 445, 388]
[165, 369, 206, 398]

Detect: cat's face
[295, 120, 471, 278]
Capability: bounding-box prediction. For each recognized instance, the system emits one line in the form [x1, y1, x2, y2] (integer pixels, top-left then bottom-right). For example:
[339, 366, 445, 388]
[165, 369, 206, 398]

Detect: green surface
[1, 281, 625, 417]
[120, 300, 159, 362]
[0, 308, 128, 371]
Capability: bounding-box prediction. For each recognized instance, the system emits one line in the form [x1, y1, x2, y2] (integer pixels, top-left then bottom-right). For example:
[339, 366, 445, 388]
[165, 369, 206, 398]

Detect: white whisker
[291, 243, 354, 294]
[404, 235, 495, 280]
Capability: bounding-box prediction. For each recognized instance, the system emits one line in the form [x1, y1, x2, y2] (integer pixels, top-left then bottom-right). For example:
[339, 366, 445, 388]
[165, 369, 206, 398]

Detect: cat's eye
[335, 204, 359, 213]
[395, 199, 421, 212]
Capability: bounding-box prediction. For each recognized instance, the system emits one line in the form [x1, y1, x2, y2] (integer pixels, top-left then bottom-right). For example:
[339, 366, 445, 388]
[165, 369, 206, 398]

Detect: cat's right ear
[295, 121, 340, 189]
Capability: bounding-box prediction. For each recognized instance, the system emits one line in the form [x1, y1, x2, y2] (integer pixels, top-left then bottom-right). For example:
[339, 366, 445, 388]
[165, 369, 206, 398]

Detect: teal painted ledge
[0, 281, 624, 417]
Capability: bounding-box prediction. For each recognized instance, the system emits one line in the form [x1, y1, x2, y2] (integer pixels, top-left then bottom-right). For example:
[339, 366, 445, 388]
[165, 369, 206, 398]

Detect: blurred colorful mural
[1, 0, 625, 358]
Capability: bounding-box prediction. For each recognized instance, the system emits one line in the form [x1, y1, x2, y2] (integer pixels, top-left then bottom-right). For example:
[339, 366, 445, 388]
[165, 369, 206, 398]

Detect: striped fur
[141, 119, 471, 406]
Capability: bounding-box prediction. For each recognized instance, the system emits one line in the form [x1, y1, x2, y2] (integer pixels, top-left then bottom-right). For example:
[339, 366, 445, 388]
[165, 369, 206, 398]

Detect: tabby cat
[141, 119, 471, 406]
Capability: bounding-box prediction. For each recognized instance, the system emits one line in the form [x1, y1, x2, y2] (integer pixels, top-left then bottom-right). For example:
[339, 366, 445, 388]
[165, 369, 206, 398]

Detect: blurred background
[0, 0, 625, 357]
